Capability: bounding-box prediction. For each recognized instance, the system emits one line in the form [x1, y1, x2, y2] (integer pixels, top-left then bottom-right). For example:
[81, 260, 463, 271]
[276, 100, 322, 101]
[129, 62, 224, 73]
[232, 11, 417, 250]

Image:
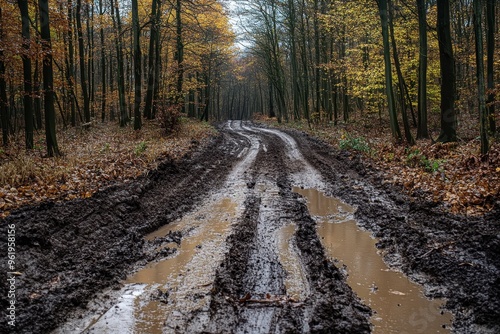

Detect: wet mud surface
[1, 121, 499, 333]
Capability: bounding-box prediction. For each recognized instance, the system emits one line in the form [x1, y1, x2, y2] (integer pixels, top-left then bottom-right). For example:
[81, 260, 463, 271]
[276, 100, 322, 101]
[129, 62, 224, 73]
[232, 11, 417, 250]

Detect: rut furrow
[195, 122, 371, 333]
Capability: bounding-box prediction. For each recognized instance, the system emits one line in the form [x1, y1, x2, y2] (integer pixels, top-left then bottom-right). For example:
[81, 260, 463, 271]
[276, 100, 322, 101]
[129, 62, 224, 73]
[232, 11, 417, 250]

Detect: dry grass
[0, 118, 217, 218]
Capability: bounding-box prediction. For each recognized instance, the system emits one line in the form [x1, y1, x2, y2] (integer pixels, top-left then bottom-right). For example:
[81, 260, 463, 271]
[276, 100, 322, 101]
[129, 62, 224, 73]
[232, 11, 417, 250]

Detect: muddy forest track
[1, 121, 499, 334]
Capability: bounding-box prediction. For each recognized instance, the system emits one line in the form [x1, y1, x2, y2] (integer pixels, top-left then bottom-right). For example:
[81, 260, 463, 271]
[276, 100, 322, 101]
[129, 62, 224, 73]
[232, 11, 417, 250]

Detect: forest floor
[0, 118, 217, 219]
[1, 120, 498, 334]
[257, 112, 500, 216]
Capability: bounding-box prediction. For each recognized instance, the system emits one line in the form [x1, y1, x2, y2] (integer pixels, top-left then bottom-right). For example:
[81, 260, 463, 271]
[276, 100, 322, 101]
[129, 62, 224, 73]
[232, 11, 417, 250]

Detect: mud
[297, 187, 452, 333]
[1, 121, 499, 334]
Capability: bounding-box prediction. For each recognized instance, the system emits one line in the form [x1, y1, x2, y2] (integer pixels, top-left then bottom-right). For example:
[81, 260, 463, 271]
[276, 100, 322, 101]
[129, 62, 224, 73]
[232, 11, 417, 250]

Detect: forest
[0, 0, 498, 216]
[1, 1, 500, 333]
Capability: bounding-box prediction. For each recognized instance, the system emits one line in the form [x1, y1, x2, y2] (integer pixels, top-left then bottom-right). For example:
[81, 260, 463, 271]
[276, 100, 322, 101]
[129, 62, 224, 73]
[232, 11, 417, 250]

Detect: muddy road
[1, 121, 499, 334]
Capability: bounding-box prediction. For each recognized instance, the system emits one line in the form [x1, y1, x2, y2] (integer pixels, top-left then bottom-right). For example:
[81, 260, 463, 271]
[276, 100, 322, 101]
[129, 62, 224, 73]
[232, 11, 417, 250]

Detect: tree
[132, 0, 141, 130]
[486, 0, 495, 135]
[416, 0, 429, 139]
[174, 0, 184, 108]
[436, 0, 457, 143]
[0, 8, 9, 147]
[377, 0, 402, 141]
[144, 0, 161, 120]
[39, 0, 60, 157]
[65, 0, 77, 127]
[388, 0, 414, 145]
[111, 0, 128, 126]
[99, 0, 105, 122]
[17, 0, 33, 149]
[473, 0, 488, 154]
[76, 0, 90, 125]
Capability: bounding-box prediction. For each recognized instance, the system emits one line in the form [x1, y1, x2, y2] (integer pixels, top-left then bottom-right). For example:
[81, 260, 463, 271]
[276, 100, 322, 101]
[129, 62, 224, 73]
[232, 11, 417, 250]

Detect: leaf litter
[0, 118, 217, 218]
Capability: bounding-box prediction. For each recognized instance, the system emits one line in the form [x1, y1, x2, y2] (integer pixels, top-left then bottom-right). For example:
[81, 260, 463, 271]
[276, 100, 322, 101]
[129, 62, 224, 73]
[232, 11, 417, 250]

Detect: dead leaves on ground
[261, 116, 499, 216]
[0, 119, 217, 218]
[380, 141, 499, 215]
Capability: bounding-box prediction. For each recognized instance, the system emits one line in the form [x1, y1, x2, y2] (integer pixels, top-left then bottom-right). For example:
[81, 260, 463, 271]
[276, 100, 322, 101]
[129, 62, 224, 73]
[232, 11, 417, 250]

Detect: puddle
[276, 223, 309, 300]
[128, 198, 237, 285]
[294, 187, 452, 334]
[78, 197, 238, 333]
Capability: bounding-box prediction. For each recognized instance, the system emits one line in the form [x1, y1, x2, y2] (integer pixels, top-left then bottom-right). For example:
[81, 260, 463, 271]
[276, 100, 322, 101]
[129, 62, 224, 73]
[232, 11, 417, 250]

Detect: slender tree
[76, 0, 90, 124]
[473, 0, 488, 154]
[486, 0, 495, 135]
[388, 0, 414, 145]
[65, 0, 76, 127]
[144, 0, 160, 119]
[416, 0, 429, 139]
[436, 0, 457, 142]
[111, 0, 128, 126]
[17, 0, 33, 149]
[377, 0, 402, 141]
[99, 0, 106, 122]
[0, 8, 9, 147]
[174, 0, 184, 108]
[39, 0, 60, 156]
[132, 0, 141, 129]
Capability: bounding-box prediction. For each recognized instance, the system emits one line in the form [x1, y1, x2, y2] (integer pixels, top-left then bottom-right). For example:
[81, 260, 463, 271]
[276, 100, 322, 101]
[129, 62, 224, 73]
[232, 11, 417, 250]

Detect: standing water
[294, 187, 452, 334]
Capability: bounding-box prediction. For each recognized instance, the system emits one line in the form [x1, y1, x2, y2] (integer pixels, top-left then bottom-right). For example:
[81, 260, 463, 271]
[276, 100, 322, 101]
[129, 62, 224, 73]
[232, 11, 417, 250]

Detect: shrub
[134, 141, 147, 155]
[405, 147, 444, 173]
[157, 104, 182, 136]
[339, 132, 371, 153]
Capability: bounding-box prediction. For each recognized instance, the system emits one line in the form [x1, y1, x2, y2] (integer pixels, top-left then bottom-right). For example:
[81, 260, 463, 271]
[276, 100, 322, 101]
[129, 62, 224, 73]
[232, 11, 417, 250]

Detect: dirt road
[1, 121, 499, 333]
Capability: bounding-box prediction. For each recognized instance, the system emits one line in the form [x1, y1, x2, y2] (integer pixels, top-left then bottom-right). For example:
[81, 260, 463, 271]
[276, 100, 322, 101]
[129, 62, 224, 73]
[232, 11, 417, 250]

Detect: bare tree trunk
[174, 0, 184, 109]
[436, 0, 457, 143]
[76, 0, 90, 124]
[473, 0, 488, 154]
[0, 8, 9, 146]
[486, 0, 495, 135]
[18, 0, 34, 149]
[377, 0, 402, 141]
[144, 0, 161, 119]
[111, 0, 128, 126]
[416, 0, 429, 139]
[39, 0, 60, 156]
[388, 0, 414, 145]
[99, 0, 106, 122]
[66, 0, 76, 126]
[132, 0, 142, 130]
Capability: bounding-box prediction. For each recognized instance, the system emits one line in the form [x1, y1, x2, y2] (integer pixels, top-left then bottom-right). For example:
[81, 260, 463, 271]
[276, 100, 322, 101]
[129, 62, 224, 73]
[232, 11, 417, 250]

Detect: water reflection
[294, 187, 452, 334]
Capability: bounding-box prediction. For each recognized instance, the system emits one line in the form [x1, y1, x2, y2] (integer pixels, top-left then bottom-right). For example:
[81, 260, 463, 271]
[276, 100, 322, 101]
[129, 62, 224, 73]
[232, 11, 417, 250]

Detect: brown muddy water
[67, 197, 239, 334]
[294, 187, 453, 334]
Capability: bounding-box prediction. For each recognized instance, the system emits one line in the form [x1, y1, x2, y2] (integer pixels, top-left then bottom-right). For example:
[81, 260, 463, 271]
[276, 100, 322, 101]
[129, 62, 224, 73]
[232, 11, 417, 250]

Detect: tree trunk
[486, 0, 495, 135]
[66, 0, 76, 127]
[34, 57, 42, 130]
[473, 0, 488, 154]
[18, 0, 34, 149]
[174, 0, 184, 109]
[111, 0, 128, 126]
[152, 35, 161, 118]
[389, 0, 414, 145]
[416, 0, 429, 139]
[436, 0, 457, 143]
[377, 0, 402, 141]
[76, 0, 90, 124]
[0, 8, 9, 146]
[132, 0, 142, 130]
[99, 0, 106, 122]
[86, 3, 95, 119]
[144, 0, 160, 120]
[39, 0, 60, 157]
